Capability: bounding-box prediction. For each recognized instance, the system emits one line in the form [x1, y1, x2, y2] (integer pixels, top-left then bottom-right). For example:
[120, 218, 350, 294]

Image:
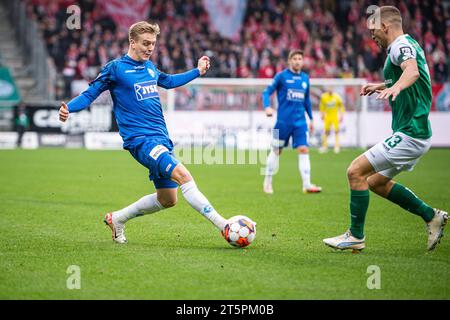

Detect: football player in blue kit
[262, 50, 322, 194]
[59, 21, 228, 243]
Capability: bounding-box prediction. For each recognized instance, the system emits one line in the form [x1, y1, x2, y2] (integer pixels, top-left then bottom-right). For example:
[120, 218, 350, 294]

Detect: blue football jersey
[262, 69, 313, 126]
[67, 54, 200, 148]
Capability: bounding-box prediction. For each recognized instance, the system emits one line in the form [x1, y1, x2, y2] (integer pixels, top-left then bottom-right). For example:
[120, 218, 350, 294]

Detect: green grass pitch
[0, 148, 449, 299]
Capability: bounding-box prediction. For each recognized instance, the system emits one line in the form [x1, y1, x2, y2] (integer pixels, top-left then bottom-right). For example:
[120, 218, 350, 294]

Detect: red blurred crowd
[25, 0, 449, 99]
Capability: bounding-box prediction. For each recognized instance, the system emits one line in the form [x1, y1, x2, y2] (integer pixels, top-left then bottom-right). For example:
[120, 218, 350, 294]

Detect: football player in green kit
[323, 6, 447, 252]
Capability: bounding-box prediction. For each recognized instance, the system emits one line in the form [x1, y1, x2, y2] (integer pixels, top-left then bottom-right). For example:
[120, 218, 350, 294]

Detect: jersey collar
[287, 68, 302, 75]
[124, 54, 146, 65]
[387, 34, 407, 52]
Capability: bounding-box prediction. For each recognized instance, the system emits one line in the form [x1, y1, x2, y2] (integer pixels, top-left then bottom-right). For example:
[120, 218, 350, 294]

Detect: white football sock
[113, 193, 164, 224]
[264, 149, 279, 184]
[298, 153, 311, 188]
[180, 180, 227, 230]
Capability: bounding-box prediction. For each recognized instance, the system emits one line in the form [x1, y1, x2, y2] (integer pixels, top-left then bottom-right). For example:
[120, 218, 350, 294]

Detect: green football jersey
[383, 34, 432, 139]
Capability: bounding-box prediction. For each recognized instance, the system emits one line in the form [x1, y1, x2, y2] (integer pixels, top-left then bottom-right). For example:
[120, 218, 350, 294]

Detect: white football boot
[303, 184, 322, 194]
[104, 212, 127, 244]
[323, 230, 365, 253]
[426, 209, 448, 251]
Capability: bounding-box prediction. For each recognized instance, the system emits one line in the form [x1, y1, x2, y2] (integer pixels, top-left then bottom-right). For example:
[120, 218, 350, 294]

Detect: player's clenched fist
[265, 107, 274, 117]
[197, 56, 210, 75]
[59, 101, 69, 122]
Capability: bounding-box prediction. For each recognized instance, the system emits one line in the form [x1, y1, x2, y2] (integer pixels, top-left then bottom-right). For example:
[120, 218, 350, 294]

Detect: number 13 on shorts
[384, 134, 403, 150]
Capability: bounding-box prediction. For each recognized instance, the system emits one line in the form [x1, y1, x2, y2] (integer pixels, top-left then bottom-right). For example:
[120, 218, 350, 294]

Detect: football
[222, 215, 257, 248]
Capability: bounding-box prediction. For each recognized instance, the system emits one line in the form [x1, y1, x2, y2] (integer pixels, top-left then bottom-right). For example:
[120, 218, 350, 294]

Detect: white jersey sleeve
[389, 37, 417, 66]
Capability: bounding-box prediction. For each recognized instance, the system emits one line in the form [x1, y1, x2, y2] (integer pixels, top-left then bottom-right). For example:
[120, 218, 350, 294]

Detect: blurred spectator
[258, 56, 275, 78]
[15, 103, 29, 148]
[25, 0, 449, 99]
[434, 56, 448, 84]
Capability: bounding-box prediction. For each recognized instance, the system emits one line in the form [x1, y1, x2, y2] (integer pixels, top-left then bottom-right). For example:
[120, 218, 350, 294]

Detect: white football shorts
[364, 132, 431, 179]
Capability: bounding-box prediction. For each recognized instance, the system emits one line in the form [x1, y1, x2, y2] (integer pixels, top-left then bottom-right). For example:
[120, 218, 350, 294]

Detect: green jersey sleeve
[389, 39, 417, 66]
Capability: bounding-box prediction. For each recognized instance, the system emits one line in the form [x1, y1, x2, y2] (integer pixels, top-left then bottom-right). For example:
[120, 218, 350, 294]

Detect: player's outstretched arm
[158, 56, 210, 89]
[197, 56, 210, 76]
[58, 83, 108, 122]
[360, 83, 386, 96]
[376, 59, 420, 101]
[59, 63, 115, 122]
[59, 102, 69, 122]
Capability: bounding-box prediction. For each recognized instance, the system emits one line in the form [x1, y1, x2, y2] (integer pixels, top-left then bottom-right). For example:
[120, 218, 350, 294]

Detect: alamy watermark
[66, 5, 81, 30]
[66, 265, 81, 289]
[169, 129, 281, 175]
[366, 265, 381, 290]
[366, 5, 381, 29]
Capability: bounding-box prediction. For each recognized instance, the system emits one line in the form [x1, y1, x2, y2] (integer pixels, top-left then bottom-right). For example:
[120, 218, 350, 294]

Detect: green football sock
[387, 183, 435, 222]
[349, 189, 370, 239]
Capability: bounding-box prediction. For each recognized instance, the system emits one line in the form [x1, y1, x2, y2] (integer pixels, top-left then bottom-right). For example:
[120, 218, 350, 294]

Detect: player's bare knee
[158, 195, 178, 208]
[172, 164, 193, 185]
[298, 146, 309, 154]
[164, 199, 178, 208]
[347, 164, 364, 183]
[178, 171, 193, 185]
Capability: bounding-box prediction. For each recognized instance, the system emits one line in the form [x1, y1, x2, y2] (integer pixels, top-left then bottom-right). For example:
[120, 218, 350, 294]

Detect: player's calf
[157, 195, 177, 208]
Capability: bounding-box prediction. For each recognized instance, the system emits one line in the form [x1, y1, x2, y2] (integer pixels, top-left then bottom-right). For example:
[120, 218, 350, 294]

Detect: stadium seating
[24, 0, 449, 100]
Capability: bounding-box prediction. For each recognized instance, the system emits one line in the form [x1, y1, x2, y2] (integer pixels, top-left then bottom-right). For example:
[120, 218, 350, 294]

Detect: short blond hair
[380, 6, 402, 27]
[128, 21, 160, 42]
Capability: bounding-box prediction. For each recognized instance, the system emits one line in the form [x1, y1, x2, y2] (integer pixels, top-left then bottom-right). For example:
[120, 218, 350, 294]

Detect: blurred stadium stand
[0, 0, 448, 149]
[0, 0, 447, 101]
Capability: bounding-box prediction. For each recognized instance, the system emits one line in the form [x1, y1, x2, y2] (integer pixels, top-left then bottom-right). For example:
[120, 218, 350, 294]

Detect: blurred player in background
[318, 88, 345, 154]
[15, 102, 29, 148]
[59, 21, 229, 244]
[323, 6, 448, 252]
[262, 50, 322, 194]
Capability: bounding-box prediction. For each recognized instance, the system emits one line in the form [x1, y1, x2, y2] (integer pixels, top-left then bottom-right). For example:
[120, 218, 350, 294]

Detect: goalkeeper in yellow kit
[319, 89, 345, 153]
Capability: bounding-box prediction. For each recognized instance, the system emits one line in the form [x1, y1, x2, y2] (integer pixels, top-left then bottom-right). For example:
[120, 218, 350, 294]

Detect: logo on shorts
[165, 163, 172, 172]
[134, 80, 158, 101]
[149, 145, 169, 160]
